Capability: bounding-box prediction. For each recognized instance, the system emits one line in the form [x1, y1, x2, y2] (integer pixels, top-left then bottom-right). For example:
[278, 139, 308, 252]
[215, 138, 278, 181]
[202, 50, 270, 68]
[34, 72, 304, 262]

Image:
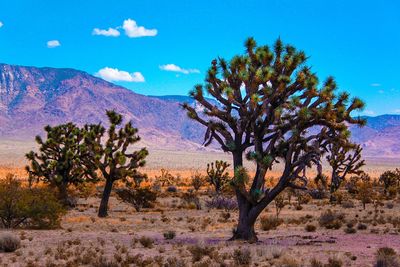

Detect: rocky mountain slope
[0, 63, 399, 157]
[0, 63, 205, 150]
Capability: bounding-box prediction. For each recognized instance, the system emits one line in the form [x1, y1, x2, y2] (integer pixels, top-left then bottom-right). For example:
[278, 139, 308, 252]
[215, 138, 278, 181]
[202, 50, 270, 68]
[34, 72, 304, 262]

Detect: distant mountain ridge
[0, 63, 207, 150]
[0, 63, 399, 157]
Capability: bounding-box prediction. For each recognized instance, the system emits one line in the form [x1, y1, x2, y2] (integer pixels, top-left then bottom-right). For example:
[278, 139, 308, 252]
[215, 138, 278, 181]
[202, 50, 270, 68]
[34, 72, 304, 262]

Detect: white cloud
[122, 19, 157, 38]
[393, 109, 400, 114]
[378, 89, 384, 94]
[95, 67, 145, 82]
[364, 110, 375, 116]
[92, 27, 120, 37]
[47, 40, 61, 48]
[159, 64, 200, 74]
[0, 21, 3, 28]
[370, 83, 381, 87]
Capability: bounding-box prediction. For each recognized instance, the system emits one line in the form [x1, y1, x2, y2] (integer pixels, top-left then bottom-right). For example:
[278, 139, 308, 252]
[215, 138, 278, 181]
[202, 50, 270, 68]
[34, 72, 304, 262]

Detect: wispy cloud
[378, 89, 384, 94]
[95, 67, 145, 82]
[363, 110, 375, 116]
[122, 19, 157, 38]
[159, 64, 200, 74]
[370, 83, 381, 87]
[393, 109, 400, 114]
[47, 40, 61, 48]
[0, 21, 3, 28]
[92, 27, 120, 37]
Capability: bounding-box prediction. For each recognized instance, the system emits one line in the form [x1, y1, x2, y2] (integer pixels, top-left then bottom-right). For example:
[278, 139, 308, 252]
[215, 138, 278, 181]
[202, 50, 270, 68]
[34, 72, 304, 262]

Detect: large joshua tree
[183, 37, 365, 242]
[84, 110, 148, 218]
[26, 123, 98, 202]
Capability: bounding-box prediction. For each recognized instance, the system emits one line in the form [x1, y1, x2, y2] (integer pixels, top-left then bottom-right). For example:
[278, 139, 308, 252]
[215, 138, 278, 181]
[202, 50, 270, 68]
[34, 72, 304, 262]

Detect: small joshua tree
[26, 123, 98, 203]
[358, 179, 374, 210]
[206, 160, 230, 194]
[379, 170, 400, 195]
[324, 133, 365, 202]
[274, 194, 285, 218]
[191, 172, 204, 191]
[183, 37, 365, 241]
[84, 110, 148, 217]
[155, 169, 175, 187]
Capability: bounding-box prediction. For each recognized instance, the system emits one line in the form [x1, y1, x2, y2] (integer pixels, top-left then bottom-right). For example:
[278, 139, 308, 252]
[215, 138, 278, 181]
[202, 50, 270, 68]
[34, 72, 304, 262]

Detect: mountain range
[0, 63, 399, 157]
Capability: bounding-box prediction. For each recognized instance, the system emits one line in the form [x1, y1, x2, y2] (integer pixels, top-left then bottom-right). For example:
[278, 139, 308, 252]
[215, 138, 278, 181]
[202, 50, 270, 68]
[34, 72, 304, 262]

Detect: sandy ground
[1, 189, 400, 266]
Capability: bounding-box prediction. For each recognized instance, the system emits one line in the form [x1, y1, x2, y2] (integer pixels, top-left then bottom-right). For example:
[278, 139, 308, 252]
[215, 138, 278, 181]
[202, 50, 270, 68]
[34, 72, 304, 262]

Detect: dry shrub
[188, 244, 215, 262]
[341, 200, 355, 208]
[310, 258, 323, 267]
[318, 209, 345, 229]
[138, 236, 154, 248]
[205, 196, 238, 211]
[165, 256, 186, 267]
[115, 187, 157, 212]
[278, 256, 300, 267]
[344, 227, 357, 234]
[260, 216, 283, 231]
[357, 223, 368, 230]
[305, 224, 317, 232]
[181, 190, 201, 210]
[0, 233, 21, 252]
[233, 247, 251, 266]
[163, 230, 176, 240]
[191, 172, 204, 191]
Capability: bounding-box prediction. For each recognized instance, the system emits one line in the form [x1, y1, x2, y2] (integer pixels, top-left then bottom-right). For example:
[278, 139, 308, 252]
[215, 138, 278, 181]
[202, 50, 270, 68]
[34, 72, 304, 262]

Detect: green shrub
[0, 233, 21, 252]
[0, 174, 65, 229]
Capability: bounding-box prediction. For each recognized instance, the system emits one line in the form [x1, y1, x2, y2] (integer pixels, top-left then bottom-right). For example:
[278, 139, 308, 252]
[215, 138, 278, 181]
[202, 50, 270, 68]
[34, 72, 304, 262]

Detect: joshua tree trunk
[230, 200, 258, 242]
[98, 178, 114, 217]
[58, 182, 68, 201]
[230, 152, 263, 242]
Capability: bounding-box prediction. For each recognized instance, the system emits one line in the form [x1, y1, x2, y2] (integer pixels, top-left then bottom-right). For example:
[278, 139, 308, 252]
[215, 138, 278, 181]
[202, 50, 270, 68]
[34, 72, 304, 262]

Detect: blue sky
[0, 0, 399, 116]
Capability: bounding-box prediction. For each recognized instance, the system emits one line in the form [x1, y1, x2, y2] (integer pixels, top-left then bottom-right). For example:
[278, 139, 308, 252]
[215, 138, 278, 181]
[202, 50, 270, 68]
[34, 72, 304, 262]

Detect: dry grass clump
[138, 236, 154, 248]
[325, 257, 343, 267]
[260, 216, 283, 231]
[374, 247, 400, 267]
[0, 233, 21, 252]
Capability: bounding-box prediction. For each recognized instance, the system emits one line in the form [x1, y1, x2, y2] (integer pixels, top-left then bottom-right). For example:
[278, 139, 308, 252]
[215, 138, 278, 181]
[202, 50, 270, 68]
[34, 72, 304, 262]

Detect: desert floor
[1, 141, 400, 266]
[1, 186, 400, 266]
